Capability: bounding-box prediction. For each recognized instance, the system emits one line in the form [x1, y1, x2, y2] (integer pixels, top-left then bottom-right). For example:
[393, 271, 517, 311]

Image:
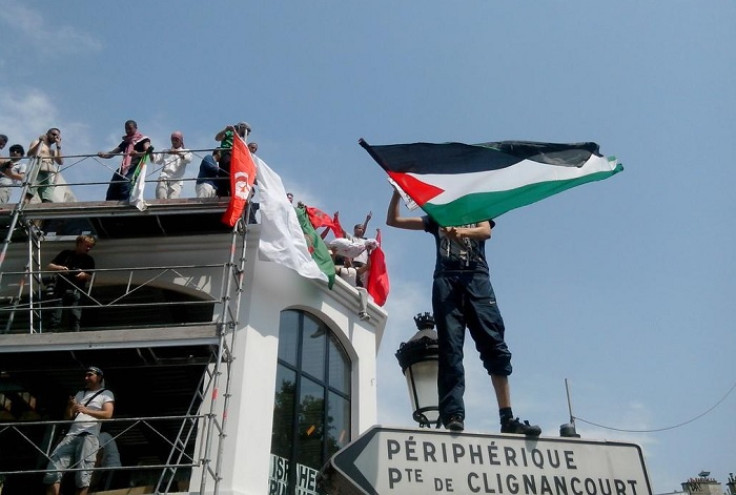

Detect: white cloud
[0, 85, 103, 201]
[0, 87, 59, 145]
[0, 1, 102, 56]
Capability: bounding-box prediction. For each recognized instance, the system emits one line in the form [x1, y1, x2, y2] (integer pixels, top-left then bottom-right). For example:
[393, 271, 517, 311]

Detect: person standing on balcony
[44, 366, 115, 495]
[26, 128, 67, 203]
[98, 120, 152, 201]
[47, 235, 96, 332]
[0, 144, 26, 204]
[214, 121, 250, 197]
[195, 149, 221, 199]
[154, 130, 192, 199]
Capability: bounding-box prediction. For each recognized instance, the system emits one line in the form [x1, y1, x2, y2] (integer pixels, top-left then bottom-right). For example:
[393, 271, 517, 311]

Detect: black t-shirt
[422, 216, 492, 276]
[51, 249, 95, 290]
[117, 138, 151, 170]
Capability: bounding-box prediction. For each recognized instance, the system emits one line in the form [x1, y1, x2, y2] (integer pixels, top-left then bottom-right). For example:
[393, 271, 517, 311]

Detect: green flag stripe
[422, 165, 623, 226]
[296, 207, 336, 289]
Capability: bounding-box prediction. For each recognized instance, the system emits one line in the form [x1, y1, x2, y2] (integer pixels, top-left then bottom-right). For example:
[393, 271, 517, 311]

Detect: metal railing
[0, 264, 228, 335]
[0, 413, 213, 493]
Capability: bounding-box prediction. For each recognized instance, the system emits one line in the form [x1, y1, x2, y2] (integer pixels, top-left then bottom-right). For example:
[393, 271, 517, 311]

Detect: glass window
[271, 365, 296, 459]
[270, 310, 351, 495]
[277, 311, 300, 366]
[300, 317, 325, 380]
[328, 333, 350, 395]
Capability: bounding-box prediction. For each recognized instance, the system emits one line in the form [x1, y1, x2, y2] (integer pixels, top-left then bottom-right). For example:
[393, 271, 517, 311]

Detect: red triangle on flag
[387, 171, 444, 207]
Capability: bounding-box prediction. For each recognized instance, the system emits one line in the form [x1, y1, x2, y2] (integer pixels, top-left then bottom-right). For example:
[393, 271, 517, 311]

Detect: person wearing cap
[44, 366, 115, 495]
[214, 121, 251, 197]
[154, 131, 192, 199]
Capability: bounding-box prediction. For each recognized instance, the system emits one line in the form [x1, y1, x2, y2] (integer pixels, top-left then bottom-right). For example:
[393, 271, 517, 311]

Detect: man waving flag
[360, 139, 622, 227]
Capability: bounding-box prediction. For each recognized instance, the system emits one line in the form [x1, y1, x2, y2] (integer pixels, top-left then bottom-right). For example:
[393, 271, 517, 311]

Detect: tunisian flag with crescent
[222, 135, 257, 227]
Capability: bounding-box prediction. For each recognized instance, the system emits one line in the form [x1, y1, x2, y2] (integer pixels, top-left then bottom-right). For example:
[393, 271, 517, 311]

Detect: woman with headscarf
[153, 131, 192, 199]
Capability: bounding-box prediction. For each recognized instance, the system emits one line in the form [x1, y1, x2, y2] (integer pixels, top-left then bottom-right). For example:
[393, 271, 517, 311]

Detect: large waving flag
[366, 229, 389, 306]
[360, 139, 623, 227]
[256, 155, 335, 287]
[222, 135, 257, 227]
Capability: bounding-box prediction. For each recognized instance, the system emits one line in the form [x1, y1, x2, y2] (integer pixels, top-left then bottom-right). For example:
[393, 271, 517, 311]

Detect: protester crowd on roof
[0, 121, 259, 205]
[1, 122, 386, 302]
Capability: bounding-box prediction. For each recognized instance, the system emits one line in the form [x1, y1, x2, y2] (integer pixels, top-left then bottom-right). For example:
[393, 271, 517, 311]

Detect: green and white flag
[256, 155, 335, 287]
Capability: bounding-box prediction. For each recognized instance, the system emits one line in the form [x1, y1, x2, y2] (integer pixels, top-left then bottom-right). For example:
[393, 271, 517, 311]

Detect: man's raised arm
[386, 190, 424, 230]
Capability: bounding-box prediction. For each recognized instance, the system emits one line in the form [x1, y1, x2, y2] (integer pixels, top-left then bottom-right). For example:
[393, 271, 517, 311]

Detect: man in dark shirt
[214, 121, 250, 197]
[47, 235, 96, 332]
[98, 120, 152, 201]
[387, 190, 541, 436]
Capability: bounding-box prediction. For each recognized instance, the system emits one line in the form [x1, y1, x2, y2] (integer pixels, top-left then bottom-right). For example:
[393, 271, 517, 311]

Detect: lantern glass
[404, 359, 440, 426]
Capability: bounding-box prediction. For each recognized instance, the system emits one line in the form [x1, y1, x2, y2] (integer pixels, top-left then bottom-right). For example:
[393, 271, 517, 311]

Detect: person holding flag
[214, 121, 251, 197]
[387, 189, 540, 436]
[99, 120, 152, 203]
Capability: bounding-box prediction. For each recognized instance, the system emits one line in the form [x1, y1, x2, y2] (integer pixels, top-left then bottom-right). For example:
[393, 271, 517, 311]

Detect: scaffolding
[0, 152, 251, 494]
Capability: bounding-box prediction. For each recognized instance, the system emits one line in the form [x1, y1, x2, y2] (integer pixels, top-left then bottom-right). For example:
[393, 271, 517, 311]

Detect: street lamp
[395, 312, 440, 428]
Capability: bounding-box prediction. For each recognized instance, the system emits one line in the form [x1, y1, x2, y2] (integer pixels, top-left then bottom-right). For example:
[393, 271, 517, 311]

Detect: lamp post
[395, 312, 440, 428]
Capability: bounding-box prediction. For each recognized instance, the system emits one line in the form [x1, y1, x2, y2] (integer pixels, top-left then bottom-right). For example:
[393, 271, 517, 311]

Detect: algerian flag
[361, 139, 623, 227]
[129, 153, 149, 211]
[256, 155, 334, 287]
[295, 206, 336, 289]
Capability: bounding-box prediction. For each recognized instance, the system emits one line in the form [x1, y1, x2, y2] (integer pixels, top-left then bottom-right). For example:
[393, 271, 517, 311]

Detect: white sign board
[327, 426, 652, 495]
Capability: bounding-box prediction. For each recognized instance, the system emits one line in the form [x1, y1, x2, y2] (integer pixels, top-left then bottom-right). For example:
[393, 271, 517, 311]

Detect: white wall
[187, 227, 387, 495]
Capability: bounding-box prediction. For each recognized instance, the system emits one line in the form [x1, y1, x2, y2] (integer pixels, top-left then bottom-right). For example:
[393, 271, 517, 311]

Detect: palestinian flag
[360, 139, 623, 227]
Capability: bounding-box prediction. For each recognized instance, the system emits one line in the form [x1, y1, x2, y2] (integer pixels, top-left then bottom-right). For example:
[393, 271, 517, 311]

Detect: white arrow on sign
[326, 426, 652, 495]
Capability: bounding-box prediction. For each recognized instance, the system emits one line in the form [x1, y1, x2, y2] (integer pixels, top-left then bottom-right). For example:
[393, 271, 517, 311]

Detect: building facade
[0, 198, 386, 494]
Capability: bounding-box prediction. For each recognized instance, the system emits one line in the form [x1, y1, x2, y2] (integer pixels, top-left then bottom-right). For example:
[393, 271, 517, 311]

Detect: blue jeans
[48, 288, 82, 332]
[432, 271, 512, 423]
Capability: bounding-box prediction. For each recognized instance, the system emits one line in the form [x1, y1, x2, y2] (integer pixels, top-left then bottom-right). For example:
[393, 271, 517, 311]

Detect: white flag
[255, 156, 327, 282]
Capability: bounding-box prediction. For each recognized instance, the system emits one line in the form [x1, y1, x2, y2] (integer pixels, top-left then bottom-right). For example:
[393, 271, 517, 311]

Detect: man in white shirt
[155, 131, 192, 199]
[44, 366, 115, 495]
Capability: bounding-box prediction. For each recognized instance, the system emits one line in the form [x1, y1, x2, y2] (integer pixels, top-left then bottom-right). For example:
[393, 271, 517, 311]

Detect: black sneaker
[445, 415, 465, 432]
[501, 417, 541, 436]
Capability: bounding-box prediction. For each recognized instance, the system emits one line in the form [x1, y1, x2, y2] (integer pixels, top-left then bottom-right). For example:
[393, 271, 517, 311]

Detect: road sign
[322, 426, 652, 495]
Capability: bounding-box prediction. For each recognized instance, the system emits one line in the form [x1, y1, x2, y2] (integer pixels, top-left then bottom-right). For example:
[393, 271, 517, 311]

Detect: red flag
[366, 229, 389, 306]
[222, 136, 257, 227]
[306, 206, 344, 237]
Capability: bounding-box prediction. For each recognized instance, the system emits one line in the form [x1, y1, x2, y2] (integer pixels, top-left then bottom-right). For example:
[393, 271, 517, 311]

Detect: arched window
[269, 310, 351, 495]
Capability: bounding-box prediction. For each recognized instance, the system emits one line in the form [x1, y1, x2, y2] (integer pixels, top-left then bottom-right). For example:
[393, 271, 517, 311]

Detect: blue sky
[1, 1, 734, 491]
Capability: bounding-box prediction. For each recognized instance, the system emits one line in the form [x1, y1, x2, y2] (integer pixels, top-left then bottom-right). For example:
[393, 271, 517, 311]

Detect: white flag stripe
[255, 155, 327, 282]
[409, 155, 618, 206]
[129, 161, 147, 211]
